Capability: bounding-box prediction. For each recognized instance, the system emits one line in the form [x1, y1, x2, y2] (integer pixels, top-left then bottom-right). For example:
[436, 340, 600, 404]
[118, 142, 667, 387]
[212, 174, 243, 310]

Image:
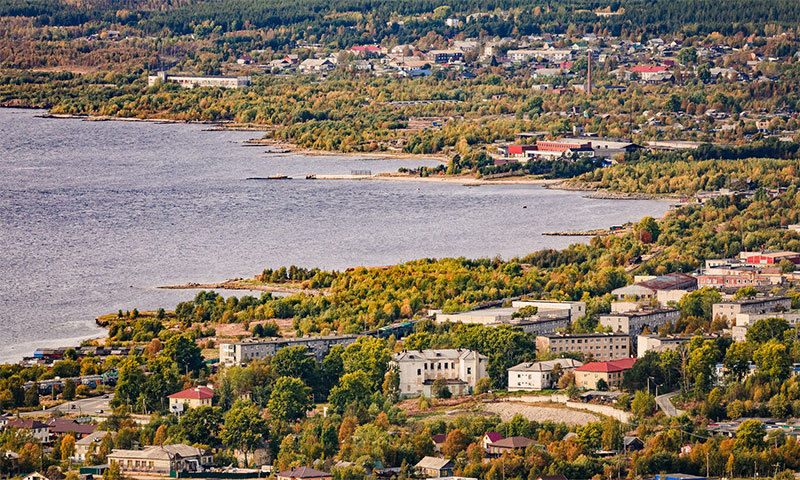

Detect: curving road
[656, 390, 685, 417]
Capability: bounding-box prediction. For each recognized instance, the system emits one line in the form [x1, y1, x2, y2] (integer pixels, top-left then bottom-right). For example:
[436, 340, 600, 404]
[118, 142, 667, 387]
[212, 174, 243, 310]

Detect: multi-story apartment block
[712, 296, 792, 324]
[598, 309, 680, 350]
[219, 335, 360, 366]
[535, 333, 630, 361]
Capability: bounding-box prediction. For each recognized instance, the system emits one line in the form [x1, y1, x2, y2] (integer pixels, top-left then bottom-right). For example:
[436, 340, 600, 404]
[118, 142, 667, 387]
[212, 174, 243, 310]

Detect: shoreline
[158, 279, 325, 296]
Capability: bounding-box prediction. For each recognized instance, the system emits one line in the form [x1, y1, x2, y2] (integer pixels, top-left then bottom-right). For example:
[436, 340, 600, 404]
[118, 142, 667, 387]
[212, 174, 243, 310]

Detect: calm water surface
[0, 108, 669, 362]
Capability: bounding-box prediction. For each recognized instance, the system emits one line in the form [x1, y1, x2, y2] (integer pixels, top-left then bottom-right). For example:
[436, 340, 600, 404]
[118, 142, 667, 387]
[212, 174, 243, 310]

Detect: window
[444, 362, 448, 369]
[417, 369, 421, 375]
[437, 363, 441, 370]
[467, 367, 472, 374]
[424, 363, 427, 370]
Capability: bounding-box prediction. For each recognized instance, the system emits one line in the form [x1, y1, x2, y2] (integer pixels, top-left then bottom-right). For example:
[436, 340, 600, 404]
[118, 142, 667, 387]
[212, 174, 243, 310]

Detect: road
[21, 394, 113, 417]
[655, 390, 685, 417]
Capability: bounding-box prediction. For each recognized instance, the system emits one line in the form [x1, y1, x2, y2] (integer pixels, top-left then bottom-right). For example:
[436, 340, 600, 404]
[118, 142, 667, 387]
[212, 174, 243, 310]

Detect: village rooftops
[109, 444, 208, 460]
[45, 418, 97, 436]
[602, 308, 679, 318]
[393, 349, 487, 362]
[6, 419, 48, 429]
[168, 386, 214, 400]
[277, 467, 333, 479]
[414, 456, 454, 470]
[575, 357, 636, 373]
[508, 358, 583, 372]
[488, 436, 535, 449]
[717, 296, 791, 305]
[540, 332, 628, 339]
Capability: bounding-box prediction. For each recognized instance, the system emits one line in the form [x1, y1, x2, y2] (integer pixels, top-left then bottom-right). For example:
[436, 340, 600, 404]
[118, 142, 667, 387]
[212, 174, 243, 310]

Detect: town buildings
[535, 333, 630, 361]
[598, 309, 680, 350]
[414, 457, 454, 478]
[486, 436, 535, 455]
[712, 296, 792, 324]
[637, 334, 690, 357]
[391, 349, 488, 398]
[147, 72, 251, 89]
[107, 444, 212, 474]
[168, 385, 214, 413]
[74, 430, 114, 463]
[574, 358, 637, 389]
[434, 302, 576, 335]
[5, 419, 50, 444]
[507, 359, 583, 391]
[219, 335, 361, 366]
[611, 272, 697, 308]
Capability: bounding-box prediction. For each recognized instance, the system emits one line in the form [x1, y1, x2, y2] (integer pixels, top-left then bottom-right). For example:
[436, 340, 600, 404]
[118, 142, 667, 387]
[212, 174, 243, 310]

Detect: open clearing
[481, 401, 602, 426]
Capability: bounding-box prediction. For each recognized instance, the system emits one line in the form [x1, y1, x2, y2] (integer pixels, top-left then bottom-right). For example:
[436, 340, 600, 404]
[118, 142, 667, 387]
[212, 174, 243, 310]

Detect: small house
[414, 457, 454, 478]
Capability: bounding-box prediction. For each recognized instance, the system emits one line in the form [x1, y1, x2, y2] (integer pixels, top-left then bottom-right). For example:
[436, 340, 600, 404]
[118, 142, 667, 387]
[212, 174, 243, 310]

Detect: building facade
[535, 333, 630, 361]
[219, 335, 361, 366]
[391, 349, 488, 398]
[574, 358, 637, 389]
[507, 359, 583, 391]
[598, 309, 680, 349]
[712, 297, 792, 323]
[168, 386, 214, 413]
[107, 444, 212, 474]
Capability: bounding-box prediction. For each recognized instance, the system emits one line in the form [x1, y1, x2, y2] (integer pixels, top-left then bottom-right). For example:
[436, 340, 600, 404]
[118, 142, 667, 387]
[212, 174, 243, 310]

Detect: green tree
[735, 419, 766, 449]
[220, 402, 269, 466]
[329, 371, 372, 413]
[268, 376, 312, 422]
[271, 346, 321, 393]
[162, 335, 204, 374]
[113, 358, 145, 408]
[746, 317, 791, 345]
[631, 390, 656, 417]
[753, 339, 791, 382]
[179, 405, 223, 445]
[577, 422, 603, 452]
[723, 342, 751, 382]
[341, 338, 391, 390]
[687, 339, 720, 394]
[679, 288, 722, 321]
[63, 379, 76, 401]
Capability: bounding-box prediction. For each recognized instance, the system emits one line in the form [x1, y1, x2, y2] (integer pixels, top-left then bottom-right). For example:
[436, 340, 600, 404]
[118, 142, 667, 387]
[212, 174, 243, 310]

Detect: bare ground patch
[481, 401, 602, 426]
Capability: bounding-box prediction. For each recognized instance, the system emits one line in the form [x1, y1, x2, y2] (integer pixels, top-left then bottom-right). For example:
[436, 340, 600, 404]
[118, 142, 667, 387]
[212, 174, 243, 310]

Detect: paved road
[21, 394, 112, 417]
[655, 390, 684, 417]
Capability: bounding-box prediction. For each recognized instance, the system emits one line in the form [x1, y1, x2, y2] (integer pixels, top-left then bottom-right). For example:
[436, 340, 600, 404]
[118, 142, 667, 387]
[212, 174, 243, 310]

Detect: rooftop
[168, 385, 214, 400]
[575, 357, 636, 373]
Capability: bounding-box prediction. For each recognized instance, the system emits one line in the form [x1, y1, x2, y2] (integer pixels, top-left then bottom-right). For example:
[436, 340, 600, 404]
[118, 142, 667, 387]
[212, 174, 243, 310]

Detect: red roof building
[575, 358, 636, 389]
[630, 65, 668, 73]
[168, 386, 214, 412]
[482, 432, 504, 450]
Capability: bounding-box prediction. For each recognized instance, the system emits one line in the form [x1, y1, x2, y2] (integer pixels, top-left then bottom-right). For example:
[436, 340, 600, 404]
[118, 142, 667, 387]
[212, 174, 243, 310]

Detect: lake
[0, 108, 669, 362]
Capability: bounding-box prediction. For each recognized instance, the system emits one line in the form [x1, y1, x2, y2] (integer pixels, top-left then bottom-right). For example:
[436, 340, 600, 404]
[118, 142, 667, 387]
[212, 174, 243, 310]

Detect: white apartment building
[507, 358, 583, 391]
[391, 349, 487, 398]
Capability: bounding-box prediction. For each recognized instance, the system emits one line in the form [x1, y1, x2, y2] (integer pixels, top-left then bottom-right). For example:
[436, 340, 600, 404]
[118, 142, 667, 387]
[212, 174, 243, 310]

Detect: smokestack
[587, 50, 592, 95]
